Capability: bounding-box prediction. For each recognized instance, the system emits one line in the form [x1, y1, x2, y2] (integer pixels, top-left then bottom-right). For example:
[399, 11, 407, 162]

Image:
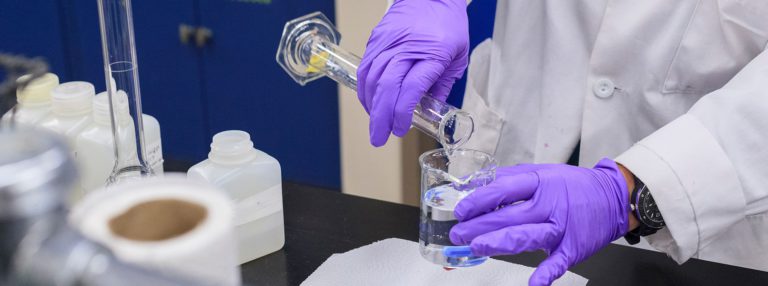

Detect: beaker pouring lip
[419, 148, 498, 184]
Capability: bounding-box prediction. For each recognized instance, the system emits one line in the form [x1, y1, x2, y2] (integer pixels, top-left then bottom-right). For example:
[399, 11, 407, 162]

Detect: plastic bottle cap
[93, 90, 130, 125]
[51, 81, 95, 116]
[16, 73, 59, 106]
[209, 130, 256, 165]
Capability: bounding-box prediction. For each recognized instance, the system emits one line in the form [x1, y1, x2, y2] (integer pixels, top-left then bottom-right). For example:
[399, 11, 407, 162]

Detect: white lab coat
[461, 0, 768, 271]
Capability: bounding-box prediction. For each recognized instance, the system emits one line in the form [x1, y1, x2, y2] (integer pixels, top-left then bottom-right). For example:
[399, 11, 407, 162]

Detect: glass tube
[277, 12, 474, 149]
[97, 0, 153, 182]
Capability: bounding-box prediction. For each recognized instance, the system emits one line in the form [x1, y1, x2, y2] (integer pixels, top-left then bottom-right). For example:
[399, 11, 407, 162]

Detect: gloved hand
[449, 159, 631, 286]
[357, 0, 469, 147]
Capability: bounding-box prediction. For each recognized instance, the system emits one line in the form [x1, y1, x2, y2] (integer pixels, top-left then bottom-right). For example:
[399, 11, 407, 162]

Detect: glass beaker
[418, 148, 497, 268]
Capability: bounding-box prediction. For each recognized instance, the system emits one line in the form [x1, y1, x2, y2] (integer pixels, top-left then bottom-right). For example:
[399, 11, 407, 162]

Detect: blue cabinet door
[197, 1, 340, 188]
[65, 0, 210, 162]
[0, 0, 70, 80]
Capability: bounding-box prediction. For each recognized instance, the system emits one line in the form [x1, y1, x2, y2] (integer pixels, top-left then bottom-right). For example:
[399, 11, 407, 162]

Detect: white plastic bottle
[187, 130, 285, 264]
[75, 90, 137, 196]
[142, 114, 164, 174]
[38, 81, 95, 157]
[1, 73, 59, 127]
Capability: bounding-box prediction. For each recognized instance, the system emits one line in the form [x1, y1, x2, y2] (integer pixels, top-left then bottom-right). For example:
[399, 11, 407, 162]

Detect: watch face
[637, 186, 666, 228]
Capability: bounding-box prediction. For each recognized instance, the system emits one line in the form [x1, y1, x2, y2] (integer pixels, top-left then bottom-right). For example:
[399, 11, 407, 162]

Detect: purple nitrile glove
[449, 159, 631, 286]
[357, 0, 469, 147]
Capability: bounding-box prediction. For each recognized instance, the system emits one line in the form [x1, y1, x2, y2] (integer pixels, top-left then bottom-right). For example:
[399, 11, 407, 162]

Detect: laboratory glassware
[277, 12, 474, 149]
[97, 0, 153, 182]
[419, 148, 497, 268]
[187, 130, 285, 264]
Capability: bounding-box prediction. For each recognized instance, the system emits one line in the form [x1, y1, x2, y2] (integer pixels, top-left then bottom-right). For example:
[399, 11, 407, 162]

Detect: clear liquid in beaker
[419, 184, 488, 268]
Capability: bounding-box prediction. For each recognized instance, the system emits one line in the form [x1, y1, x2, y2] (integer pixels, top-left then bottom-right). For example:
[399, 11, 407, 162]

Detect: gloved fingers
[427, 50, 468, 101]
[450, 201, 545, 245]
[369, 57, 415, 147]
[392, 60, 448, 136]
[529, 250, 570, 286]
[361, 49, 399, 113]
[357, 45, 381, 113]
[469, 223, 560, 257]
[454, 172, 540, 221]
[358, 15, 399, 108]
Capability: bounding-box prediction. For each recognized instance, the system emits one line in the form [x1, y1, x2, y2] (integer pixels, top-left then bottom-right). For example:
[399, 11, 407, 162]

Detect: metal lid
[0, 130, 76, 218]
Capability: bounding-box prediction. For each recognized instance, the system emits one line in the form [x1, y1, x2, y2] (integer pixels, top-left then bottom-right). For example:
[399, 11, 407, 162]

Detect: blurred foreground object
[0, 130, 196, 285]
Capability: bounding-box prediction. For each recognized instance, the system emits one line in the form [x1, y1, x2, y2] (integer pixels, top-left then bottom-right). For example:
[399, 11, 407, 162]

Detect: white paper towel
[302, 238, 588, 286]
[69, 176, 241, 285]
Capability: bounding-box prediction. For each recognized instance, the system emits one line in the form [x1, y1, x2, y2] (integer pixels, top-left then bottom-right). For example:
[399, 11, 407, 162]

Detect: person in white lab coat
[357, 0, 768, 285]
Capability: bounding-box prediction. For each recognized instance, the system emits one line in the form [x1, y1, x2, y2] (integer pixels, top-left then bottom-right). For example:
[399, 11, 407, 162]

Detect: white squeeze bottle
[1, 73, 59, 127]
[75, 90, 137, 196]
[187, 130, 285, 264]
[38, 81, 95, 157]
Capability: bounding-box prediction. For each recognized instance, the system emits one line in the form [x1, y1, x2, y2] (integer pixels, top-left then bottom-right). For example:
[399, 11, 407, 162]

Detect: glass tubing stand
[277, 12, 474, 149]
[97, 0, 153, 182]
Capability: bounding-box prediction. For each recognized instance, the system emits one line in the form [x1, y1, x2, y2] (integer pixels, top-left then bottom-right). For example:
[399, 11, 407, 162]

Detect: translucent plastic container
[1, 73, 60, 128]
[38, 81, 95, 156]
[142, 114, 164, 174]
[74, 90, 164, 202]
[187, 130, 285, 264]
[419, 148, 497, 268]
[75, 91, 136, 196]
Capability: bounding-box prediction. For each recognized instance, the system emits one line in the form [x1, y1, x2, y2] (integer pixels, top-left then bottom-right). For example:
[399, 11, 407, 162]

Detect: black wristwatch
[624, 176, 665, 245]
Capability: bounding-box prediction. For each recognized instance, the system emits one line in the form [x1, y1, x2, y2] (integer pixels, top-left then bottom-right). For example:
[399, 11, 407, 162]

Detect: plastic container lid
[51, 81, 95, 116]
[93, 90, 130, 125]
[16, 73, 60, 106]
[209, 130, 256, 165]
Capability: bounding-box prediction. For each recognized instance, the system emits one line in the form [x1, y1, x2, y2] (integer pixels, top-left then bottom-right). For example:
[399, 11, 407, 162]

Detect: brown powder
[109, 199, 207, 241]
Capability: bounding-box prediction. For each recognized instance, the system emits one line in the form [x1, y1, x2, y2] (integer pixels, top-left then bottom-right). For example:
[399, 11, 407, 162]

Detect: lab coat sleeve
[615, 48, 768, 264]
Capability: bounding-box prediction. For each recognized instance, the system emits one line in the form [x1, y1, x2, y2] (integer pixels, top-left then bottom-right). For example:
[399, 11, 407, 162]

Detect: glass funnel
[277, 12, 474, 149]
[418, 148, 497, 268]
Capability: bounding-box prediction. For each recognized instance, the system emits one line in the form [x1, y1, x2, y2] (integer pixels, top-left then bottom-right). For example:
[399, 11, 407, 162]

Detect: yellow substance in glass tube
[305, 51, 329, 73]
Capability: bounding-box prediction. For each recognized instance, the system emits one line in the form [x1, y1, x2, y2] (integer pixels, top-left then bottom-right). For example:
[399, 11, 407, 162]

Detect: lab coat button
[593, 78, 615, 98]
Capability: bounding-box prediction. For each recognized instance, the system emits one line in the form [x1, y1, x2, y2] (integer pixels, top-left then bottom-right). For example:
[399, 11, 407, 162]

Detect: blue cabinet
[197, 0, 339, 189]
[0, 1, 71, 79]
[0, 0, 341, 189]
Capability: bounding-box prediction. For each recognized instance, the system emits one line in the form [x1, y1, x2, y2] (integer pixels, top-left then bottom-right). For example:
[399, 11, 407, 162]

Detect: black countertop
[241, 183, 768, 285]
